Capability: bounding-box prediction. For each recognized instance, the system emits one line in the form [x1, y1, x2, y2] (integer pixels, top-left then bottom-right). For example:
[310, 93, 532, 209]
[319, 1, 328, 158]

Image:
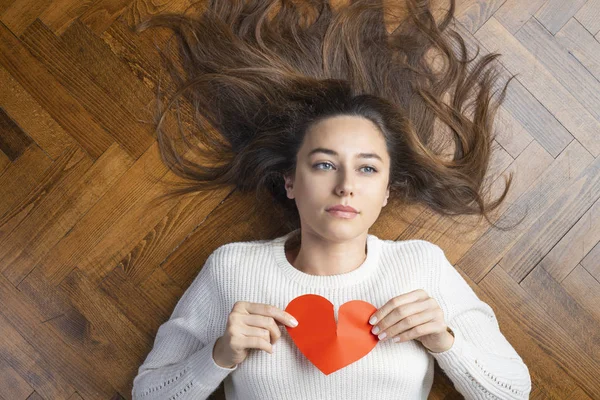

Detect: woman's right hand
[212, 301, 299, 369]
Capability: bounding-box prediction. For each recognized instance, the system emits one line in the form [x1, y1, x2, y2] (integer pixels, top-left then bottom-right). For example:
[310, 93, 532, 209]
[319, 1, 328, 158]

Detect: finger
[372, 297, 431, 335]
[244, 335, 273, 354]
[394, 321, 440, 343]
[247, 303, 298, 327]
[384, 310, 436, 341]
[242, 314, 282, 344]
[369, 289, 429, 326]
[242, 326, 276, 344]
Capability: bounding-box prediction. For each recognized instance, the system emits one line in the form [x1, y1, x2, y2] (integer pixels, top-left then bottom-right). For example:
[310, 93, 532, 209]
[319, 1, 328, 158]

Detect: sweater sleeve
[131, 250, 238, 400]
[427, 245, 532, 400]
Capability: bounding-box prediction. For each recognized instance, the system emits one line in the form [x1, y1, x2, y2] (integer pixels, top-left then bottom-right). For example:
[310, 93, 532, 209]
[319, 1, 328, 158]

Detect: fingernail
[290, 318, 298, 327]
[369, 316, 377, 325]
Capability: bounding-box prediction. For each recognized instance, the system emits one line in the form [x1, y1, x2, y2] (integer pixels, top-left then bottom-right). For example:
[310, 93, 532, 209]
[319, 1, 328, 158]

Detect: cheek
[292, 181, 322, 208]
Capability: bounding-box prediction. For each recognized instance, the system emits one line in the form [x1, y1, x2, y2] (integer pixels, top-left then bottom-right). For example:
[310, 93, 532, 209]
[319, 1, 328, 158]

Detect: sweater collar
[270, 228, 382, 289]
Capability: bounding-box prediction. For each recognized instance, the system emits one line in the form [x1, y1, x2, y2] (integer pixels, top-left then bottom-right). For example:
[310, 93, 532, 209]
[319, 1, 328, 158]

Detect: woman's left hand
[368, 289, 454, 353]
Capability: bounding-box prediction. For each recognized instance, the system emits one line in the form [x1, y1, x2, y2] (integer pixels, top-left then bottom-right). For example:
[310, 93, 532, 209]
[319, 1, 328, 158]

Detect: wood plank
[20, 19, 154, 160]
[535, 196, 600, 283]
[121, 0, 196, 29]
[161, 188, 288, 287]
[580, 241, 600, 282]
[139, 265, 185, 316]
[562, 264, 600, 324]
[555, 18, 600, 83]
[498, 155, 600, 282]
[60, 19, 155, 122]
[397, 142, 513, 244]
[439, 140, 553, 264]
[498, 78, 572, 159]
[0, 144, 52, 222]
[514, 18, 600, 156]
[480, 266, 600, 397]
[0, 143, 133, 286]
[0, 64, 77, 160]
[38, 0, 94, 36]
[0, 106, 33, 160]
[476, 17, 597, 158]
[0, 0, 52, 36]
[0, 147, 90, 277]
[455, 140, 593, 282]
[79, 0, 133, 36]
[529, 382, 552, 400]
[65, 171, 230, 288]
[23, 141, 169, 288]
[0, 21, 112, 160]
[14, 263, 73, 322]
[56, 267, 150, 395]
[0, 356, 34, 400]
[494, 0, 546, 34]
[100, 16, 177, 95]
[0, 0, 18, 14]
[92, 182, 231, 288]
[534, 0, 587, 34]
[575, 0, 600, 35]
[0, 311, 75, 399]
[98, 265, 172, 339]
[1, 1, 598, 398]
[0, 274, 117, 398]
[566, 386, 595, 400]
[0, 146, 83, 243]
[520, 266, 600, 361]
[0, 147, 10, 178]
[67, 392, 84, 400]
[494, 104, 534, 159]
[451, 264, 579, 398]
[454, 0, 506, 34]
[449, 21, 560, 160]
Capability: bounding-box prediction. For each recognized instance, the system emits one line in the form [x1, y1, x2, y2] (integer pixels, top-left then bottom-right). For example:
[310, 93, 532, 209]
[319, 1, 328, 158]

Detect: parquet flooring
[0, 0, 598, 399]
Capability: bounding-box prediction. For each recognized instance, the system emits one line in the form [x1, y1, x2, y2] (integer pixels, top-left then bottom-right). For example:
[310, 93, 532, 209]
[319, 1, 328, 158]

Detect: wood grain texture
[0, 0, 598, 399]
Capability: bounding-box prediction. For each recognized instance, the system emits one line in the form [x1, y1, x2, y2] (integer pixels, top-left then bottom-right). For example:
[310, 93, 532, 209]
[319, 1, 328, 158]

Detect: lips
[327, 205, 358, 213]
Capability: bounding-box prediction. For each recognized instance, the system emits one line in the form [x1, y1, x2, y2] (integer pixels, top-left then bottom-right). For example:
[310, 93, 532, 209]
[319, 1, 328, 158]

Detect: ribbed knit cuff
[186, 337, 238, 390]
[426, 325, 467, 372]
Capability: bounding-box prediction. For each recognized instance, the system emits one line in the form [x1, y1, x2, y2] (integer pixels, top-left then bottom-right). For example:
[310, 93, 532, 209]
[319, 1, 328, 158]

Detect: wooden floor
[0, 0, 599, 399]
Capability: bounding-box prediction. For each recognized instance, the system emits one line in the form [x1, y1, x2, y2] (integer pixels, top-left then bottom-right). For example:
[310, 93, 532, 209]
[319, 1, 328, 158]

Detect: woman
[131, 0, 531, 398]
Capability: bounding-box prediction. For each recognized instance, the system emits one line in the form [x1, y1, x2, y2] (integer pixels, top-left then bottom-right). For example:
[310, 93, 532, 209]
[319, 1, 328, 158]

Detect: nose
[336, 170, 355, 196]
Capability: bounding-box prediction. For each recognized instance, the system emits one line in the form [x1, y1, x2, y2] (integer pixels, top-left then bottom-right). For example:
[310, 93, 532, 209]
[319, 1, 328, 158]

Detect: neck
[286, 229, 368, 276]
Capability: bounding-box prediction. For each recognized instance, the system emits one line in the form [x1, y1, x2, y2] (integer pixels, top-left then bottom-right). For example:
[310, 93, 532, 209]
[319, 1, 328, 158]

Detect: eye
[313, 162, 378, 174]
[314, 162, 334, 170]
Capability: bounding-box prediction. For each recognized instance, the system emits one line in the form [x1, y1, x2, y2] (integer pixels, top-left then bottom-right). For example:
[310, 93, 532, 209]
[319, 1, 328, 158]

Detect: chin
[322, 224, 361, 237]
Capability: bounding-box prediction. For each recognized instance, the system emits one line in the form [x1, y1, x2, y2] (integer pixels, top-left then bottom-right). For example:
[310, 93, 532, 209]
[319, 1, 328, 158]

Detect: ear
[383, 186, 389, 207]
[284, 174, 295, 200]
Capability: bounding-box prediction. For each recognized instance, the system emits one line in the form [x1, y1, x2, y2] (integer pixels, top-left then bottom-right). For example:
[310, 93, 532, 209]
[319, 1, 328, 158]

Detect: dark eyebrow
[307, 147, 383, 162]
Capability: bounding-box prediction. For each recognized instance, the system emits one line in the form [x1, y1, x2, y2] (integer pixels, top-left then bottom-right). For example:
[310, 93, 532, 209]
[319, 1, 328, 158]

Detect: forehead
[302, 115, 386, 156]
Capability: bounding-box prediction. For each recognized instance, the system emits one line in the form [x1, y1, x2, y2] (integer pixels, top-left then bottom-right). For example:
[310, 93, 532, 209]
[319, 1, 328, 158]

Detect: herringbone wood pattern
[0, 0, 598, 399]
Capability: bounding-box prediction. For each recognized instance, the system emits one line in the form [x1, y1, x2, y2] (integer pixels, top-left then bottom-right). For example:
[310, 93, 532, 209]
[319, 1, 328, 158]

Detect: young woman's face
[284, 115, 390, 240]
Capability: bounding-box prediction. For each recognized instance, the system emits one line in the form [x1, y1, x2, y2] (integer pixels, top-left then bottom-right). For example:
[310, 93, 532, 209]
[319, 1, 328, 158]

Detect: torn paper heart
[285, 294, 379, 375]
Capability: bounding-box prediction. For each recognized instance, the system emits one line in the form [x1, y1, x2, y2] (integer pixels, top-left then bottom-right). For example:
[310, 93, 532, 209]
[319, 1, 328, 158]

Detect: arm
[132, 250, 237, 400]
[427, 245, 532, 399]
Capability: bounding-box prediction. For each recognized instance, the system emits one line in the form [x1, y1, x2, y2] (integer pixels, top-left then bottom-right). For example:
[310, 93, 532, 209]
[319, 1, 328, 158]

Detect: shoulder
[204, 237, 272, 276]
[384, 238, 444, 258]
[380, 238, 449, 277]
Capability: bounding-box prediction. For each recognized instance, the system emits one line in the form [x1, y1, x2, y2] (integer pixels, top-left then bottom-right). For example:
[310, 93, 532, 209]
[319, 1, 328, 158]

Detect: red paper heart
[285, 294, 379, 375]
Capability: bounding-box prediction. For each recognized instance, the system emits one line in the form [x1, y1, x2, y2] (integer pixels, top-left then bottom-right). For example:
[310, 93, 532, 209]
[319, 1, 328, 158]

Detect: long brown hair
[133, 0, 523, 233]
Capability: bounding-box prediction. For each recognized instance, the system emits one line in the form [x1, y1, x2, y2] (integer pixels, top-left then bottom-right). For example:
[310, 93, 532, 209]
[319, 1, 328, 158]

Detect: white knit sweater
[132, 228, 531, 399]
